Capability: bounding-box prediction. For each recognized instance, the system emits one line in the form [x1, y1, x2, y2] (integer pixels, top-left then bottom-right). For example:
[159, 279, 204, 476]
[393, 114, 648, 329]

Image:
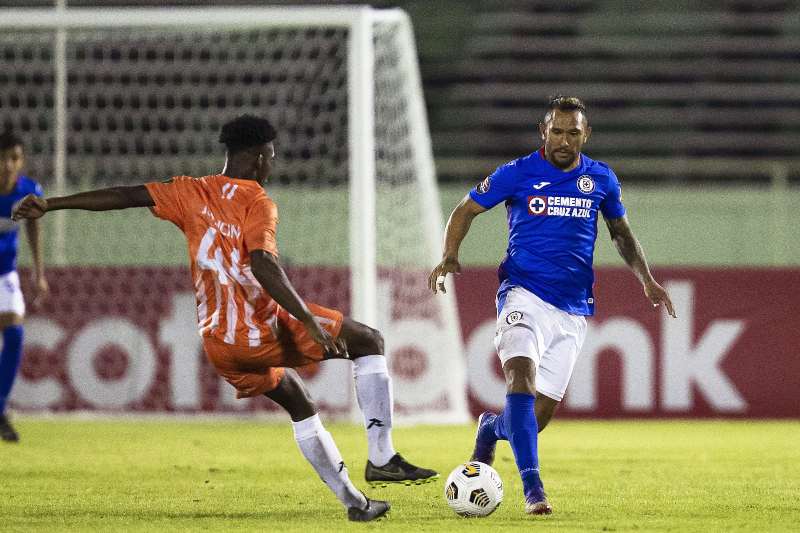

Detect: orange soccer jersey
[145, 175, 343, 396]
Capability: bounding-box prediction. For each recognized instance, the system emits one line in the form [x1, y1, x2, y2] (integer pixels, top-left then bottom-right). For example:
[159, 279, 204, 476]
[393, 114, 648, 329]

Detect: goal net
[1, 7, 469, 423]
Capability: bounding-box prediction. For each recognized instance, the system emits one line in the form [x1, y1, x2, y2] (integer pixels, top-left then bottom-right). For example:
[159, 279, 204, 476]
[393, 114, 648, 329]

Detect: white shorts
[494, 286, 587, 401]
[0, 271, 25, 316]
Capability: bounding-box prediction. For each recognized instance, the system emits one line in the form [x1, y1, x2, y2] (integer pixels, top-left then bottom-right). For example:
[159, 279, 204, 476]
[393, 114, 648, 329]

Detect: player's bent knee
[502, 356, 536, 395]
[495, 325, 539, 394]
[356, 325, 383, 355]
[341, 318, 384, 356]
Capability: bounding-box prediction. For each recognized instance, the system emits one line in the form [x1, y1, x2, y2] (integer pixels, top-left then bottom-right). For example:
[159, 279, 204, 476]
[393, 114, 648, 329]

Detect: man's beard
[550, 150, 577, 169]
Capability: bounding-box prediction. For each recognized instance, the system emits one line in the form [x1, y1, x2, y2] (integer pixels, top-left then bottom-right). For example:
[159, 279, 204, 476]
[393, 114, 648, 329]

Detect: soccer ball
[444, 461, 503, 517]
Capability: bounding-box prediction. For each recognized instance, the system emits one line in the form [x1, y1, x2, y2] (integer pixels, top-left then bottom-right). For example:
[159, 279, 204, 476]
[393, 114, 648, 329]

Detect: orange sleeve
[144, 177, 189, 228]
[243, 196, 279, 256]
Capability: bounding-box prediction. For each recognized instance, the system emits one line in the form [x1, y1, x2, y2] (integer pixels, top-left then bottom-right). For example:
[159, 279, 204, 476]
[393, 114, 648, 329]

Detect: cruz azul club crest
[577, 175, 595, 194]
[506, 311, 523, 324]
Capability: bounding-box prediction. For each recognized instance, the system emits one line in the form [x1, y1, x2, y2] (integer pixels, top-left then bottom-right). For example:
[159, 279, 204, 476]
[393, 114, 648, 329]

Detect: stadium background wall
[13, 262, 800, 418]
[11, 186, 800, 419]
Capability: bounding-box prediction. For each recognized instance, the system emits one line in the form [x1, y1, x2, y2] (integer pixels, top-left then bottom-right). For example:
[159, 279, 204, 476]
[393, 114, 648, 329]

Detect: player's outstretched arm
[12, 185, 154, 221]
[429, 195, 487, 294]
[249, 250, 345, 357]
[604, 215, 677, 318]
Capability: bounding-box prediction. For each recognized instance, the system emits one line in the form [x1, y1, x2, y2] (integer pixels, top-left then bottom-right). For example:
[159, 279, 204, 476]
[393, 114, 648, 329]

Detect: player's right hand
[31, 274, 49, 309]
[429, 257, 461, 294]
[304, 317, 348, 359]
[11, 194, 48, 220]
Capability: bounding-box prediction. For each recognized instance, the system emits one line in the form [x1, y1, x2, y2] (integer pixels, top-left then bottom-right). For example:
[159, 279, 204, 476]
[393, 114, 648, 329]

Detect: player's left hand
[11, 194, 48, 221]
[304, 317, 349, 359]
[644, 279, 676, 318]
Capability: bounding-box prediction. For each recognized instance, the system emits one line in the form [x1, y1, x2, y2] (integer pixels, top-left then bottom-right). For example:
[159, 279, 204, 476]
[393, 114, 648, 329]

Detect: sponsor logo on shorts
[506, 311, 523, 324]
[577, 175, 595, 194]
[476, 177, 491, 194]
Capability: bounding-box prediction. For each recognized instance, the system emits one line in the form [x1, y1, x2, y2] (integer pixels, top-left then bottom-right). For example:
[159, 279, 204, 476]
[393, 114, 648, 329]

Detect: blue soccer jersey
[469, 148, 625, 316]
[0, 175, 43, 275]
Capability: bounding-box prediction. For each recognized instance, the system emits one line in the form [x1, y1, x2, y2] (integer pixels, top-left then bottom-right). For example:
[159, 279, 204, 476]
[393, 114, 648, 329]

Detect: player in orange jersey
[12, 114, 438, 522]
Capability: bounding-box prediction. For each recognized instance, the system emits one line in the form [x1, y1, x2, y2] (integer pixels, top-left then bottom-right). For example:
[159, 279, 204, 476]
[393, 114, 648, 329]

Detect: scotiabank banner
[13, 267, 800, 418]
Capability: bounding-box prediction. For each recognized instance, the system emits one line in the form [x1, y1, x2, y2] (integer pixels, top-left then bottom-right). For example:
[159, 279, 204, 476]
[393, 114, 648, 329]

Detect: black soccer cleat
[0, 414, 19, 443]
[347, 498, 390, 522]
[365, 453, 439, 487]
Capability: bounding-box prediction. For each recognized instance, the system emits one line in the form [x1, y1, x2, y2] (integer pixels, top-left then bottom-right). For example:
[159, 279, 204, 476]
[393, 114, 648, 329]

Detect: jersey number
[195, 227, 237, 340]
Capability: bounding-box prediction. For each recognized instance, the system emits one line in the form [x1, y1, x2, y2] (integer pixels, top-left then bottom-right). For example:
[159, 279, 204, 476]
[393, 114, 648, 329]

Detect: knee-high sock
[353, 355, 396, 466]
[292, 414, 367, 510]
[0, 325, 24, 414]
[497, 393, 543, 499]
[493, 412, 507, 441]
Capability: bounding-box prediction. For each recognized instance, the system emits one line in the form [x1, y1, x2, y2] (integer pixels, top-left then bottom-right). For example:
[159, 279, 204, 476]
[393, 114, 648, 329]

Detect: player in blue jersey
[0, 130, 48, 442]
[429, 96, 676, 515]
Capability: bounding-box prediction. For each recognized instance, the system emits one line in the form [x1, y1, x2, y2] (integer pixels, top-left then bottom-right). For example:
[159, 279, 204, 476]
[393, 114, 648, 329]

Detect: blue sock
[499, 393, 544, 501]
[0, 325, 24, 414]
[493, 411, 507, 440]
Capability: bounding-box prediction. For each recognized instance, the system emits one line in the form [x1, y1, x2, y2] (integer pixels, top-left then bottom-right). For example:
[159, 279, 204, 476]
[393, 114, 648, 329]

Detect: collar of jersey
[218, 174, 261, 186]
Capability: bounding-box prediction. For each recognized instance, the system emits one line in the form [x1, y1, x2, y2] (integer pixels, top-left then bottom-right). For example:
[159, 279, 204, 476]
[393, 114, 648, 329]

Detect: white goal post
[0, 6, 469, 423]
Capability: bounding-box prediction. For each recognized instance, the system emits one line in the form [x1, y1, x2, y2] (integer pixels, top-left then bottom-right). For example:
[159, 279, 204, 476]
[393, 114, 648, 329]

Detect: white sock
[353, 355, 397, 466]
[292, 414, 367, 510]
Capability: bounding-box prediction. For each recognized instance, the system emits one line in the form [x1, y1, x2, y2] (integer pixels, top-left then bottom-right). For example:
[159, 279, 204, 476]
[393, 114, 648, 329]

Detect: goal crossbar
[0, 7, 407, 29]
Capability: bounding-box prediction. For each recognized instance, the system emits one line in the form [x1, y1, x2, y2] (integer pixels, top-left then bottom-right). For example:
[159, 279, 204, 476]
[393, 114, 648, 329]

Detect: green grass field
[1, 419, 798, 532]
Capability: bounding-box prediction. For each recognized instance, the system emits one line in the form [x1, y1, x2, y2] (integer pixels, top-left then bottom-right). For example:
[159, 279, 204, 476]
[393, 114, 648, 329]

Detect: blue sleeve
[468, 162, 518, 210]
[600, 169, 626, 219]
[21, 177, 43, 197]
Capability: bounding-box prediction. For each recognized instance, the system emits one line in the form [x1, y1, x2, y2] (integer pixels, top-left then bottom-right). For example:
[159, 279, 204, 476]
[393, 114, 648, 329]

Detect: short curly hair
[0, 130, 24, 151]
[543, 95, 587, 123]
[219, 114, 276, 154]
